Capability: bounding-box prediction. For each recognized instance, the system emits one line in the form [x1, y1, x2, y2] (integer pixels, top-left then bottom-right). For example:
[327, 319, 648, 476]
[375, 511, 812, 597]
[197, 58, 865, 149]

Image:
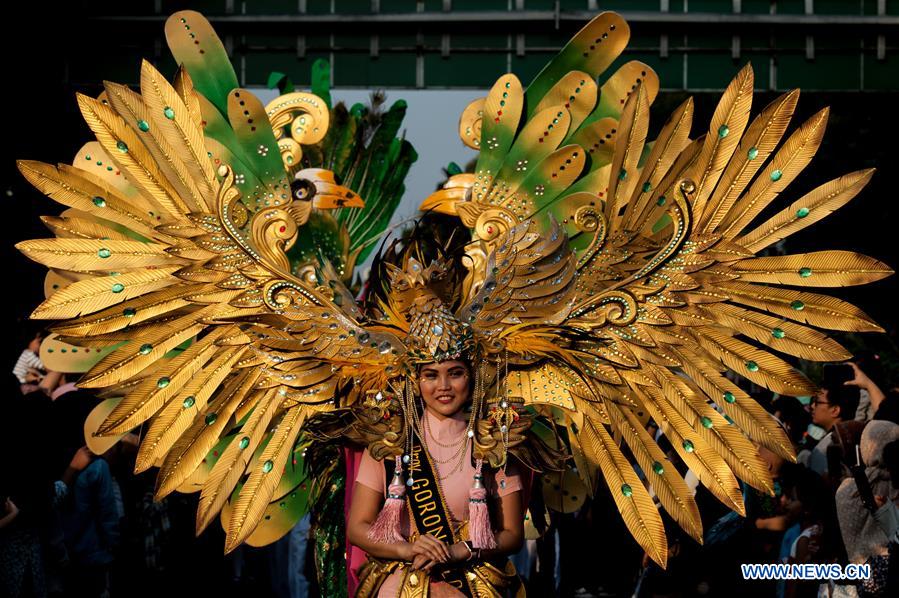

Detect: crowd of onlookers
[3, 322, 899, 597]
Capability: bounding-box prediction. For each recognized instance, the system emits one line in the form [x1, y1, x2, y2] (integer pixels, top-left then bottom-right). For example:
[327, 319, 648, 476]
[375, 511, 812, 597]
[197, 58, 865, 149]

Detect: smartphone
[822, 363, 854, 388]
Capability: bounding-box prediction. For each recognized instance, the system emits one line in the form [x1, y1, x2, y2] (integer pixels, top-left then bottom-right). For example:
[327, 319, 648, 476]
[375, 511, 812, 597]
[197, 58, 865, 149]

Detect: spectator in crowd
[807, 375, 862, 479]
[772, 396, 812, 452]
[870, 438, 899, 594]
[59, 445, 120, 597]
[784, 468, 834, 598]
[836, 420, 899, 595]
[12, 324, 46, 395]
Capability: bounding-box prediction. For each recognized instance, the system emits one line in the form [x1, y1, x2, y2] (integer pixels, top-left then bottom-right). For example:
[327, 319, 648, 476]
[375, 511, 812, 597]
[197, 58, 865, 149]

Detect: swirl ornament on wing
[265, 92, 330, 174]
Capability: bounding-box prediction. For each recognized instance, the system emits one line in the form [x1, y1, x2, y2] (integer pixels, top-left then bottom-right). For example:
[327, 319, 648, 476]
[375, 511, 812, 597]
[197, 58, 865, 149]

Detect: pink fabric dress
[354, 408, 522, 598]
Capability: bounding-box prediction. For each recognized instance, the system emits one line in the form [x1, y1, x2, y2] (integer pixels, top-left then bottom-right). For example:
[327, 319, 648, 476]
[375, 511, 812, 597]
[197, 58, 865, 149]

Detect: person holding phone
[808, 365, 863, 478]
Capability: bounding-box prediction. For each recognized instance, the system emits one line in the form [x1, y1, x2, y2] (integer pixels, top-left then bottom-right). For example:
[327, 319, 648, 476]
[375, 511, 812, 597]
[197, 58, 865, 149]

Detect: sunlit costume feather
[17, 9, 890, 573]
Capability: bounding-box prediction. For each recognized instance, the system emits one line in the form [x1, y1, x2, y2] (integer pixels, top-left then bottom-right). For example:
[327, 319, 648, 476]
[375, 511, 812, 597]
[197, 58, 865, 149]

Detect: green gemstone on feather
[656, 196, 666, 206]
[238, 436, 250, 450]
[746, 361, 759, 372]
[182, 396, 195, 408]
[770, 169, 783, 181]
[652, 461, 664, 474]
[163, 106, 175, 120]
[723, 391, 736, 403]
[772, 328, 786, 339]
[98, 248, 111, 258]
[700, 416, 714, 429]
[642, 182, 652, 193]
[621, 484, 633, 497]
[111, 283, 125, 293]
[799, 267, 812, 278]
[682, 440, 695, 452]
[747, 147, 759, 160]
[116, 141, 128, 153]
[791, 300, 805, 310]
[92, 196, 107, 208]
[718, 124, 729, 138]
[618, 169, 627, 181]
[796, 207, 810, 218]
[137, 120, 150, 132]
[123, 308, 136, 318]
[139, 343, 152, 355]
[156, 377, 170, 388]
[262, 460, 274, 473]
[205, 413, 217, 426]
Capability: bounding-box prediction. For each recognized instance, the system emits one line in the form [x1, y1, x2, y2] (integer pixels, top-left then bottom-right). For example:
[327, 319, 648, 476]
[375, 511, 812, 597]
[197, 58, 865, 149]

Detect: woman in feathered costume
[14, 8, 892, 598]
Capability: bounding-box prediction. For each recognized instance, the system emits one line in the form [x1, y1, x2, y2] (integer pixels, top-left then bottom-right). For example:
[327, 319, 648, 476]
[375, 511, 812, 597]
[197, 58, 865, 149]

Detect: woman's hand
[412, 542, 471, 571]
[409, 534, 451, 565]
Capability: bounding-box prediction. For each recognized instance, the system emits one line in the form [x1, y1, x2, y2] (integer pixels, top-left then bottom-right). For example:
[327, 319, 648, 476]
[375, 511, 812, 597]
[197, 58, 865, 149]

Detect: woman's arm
[346, 482, 450, 564]
[475, 488, 524, 561]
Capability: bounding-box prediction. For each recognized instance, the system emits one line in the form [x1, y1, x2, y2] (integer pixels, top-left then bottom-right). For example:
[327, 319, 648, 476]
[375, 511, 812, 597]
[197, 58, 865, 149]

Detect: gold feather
[717, 107, 829, 238]
[224, 404, 308, 554]
[40, 214, 133, 242]
[693, 326, 815, 396]
[32, 267, 179, 320]
[140, 60, 218, 203]
[605, 85, 649, 226]
[605, 401, 703, 543]
[72, 142, 171, 220]
[700, 303, 851, 362]
[565, 117, 617, 174]
[564, 411, 598, 494]
[622, 97, 693, 231]
[729, 250, 892, 287]
[698, 89, 799, 232]
[632, 138, 702, 236]
[631, 384, 745, 515]
[155, 369, 261, 499]
[688, 64, 755, 221]
[17, 161, 167, 243]
[77, 93, 188, 216]
[98, 327, 232, 435]
[491, 105, 573, 195]
[17, 238, 178, 271]
[672, 346, 796, 462]
[653, 366, 774, 494]
[473, 74, 524, 199]
[134, 347, 248, 472]
[51, 285, 198, 337]
[103, 81, 208, 213]
[716, 280, 882, 332]
[172, 66, 203, 128]
[79, 304, 228, 388]
[578, 416, 668, 567]
[533, 71, 598, 134]
[196, 388, 283, 534]
[736, 169, 875, 251]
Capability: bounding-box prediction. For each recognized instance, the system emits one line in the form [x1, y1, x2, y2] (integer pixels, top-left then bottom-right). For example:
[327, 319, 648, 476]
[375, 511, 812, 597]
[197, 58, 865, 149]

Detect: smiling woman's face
[419, 360, 471, 418]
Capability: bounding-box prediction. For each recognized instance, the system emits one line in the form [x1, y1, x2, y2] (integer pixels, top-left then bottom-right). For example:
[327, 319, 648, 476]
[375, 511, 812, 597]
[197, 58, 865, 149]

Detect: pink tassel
[367, 456, 406, 544]
[469, 459, 497, 549]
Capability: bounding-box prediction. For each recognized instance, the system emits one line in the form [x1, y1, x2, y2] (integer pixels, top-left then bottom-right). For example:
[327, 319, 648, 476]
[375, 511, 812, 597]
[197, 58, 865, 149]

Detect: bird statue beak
[294, 168, 365, 209]
[418, 173, 475, 215]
